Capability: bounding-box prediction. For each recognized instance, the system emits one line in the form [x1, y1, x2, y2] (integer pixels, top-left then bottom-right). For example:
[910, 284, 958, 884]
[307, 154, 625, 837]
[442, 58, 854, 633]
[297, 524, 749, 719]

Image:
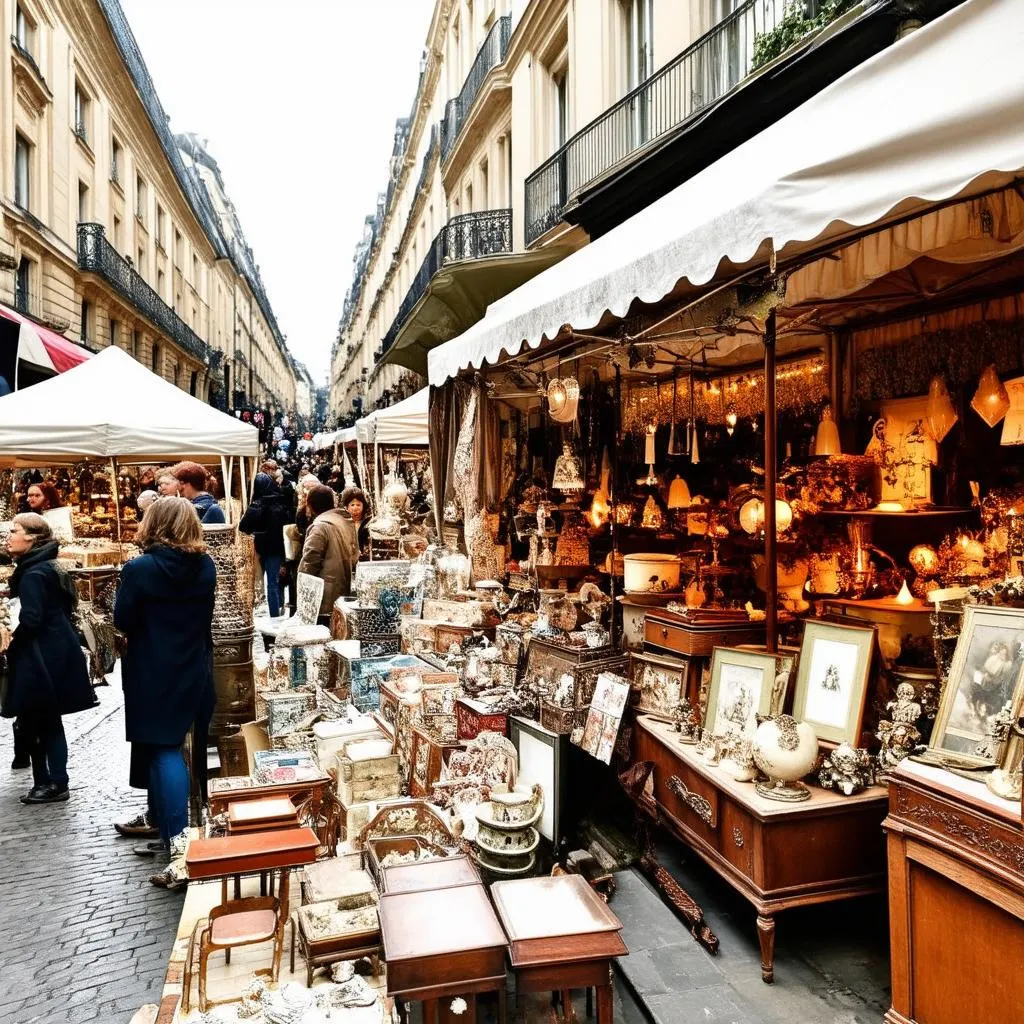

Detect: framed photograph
[628, 651, 689, 721]
[929, 605, 1024, 768]
[510, 715, 567, 845]
[705, 648, 779, 740]
[793, 620, 876, 745]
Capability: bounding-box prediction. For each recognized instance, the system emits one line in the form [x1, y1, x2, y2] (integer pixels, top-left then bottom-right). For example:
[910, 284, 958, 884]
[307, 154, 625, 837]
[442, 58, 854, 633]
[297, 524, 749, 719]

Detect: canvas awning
[0, 345, 258, 462]
[0, 302, 92, 377]
[428, 0, 1024, 385]
[355, 388, 429, 446]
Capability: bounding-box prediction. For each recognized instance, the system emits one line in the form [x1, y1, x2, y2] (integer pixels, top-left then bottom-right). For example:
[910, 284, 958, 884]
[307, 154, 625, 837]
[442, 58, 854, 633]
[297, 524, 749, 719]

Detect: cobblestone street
[0, 686, 182, 1024]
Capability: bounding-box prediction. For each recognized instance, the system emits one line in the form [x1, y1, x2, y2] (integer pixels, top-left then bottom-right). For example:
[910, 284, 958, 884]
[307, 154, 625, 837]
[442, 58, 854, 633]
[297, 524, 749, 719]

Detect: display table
[491, 874, 627, 1024]
[633, 715, 888, 982]
[379, 882, 508, 1024]
[883, 758, 1024, 1024]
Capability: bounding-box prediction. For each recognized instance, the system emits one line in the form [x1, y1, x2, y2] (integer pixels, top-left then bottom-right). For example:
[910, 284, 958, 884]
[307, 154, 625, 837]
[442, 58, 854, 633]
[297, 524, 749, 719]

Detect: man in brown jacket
[297, 485, 359, 623]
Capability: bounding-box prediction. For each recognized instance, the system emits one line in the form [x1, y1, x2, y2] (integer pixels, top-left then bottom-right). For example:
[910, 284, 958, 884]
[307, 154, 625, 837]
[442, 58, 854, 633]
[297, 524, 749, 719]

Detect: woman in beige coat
[297, 485, 359, 623]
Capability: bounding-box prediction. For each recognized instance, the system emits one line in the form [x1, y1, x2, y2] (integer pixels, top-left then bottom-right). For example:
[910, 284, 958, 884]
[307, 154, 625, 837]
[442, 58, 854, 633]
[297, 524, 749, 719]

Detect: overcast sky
[118, 0, 433, 383]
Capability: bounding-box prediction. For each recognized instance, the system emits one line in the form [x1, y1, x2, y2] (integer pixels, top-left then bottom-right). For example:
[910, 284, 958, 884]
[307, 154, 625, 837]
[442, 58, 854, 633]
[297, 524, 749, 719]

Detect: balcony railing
[524, 0, 821, 245]
[441, 15, 512, 161]
[380, 208, 512, 358]
[77, 223, 209, 363]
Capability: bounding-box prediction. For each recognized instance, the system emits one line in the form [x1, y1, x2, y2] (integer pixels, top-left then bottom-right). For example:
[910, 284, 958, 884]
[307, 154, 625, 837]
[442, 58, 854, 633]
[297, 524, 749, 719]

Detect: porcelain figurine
[672, 697, 699, 744]
[876, 682, 923, 777]
[818, 742, 876, 796]
[719, 736, 758, 782]
[752, 714, 819, 802]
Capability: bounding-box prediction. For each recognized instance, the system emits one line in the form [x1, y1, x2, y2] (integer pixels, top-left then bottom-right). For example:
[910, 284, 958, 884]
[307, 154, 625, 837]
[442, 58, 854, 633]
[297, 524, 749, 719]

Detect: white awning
[0, 345, 259, 462]
[428, 0, 1024, 386]
[355, 388, 429, 446]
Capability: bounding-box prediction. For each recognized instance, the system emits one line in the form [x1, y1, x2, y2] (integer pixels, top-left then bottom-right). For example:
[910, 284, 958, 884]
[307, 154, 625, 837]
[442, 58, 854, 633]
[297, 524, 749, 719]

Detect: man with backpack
[238, 473, 293, 618]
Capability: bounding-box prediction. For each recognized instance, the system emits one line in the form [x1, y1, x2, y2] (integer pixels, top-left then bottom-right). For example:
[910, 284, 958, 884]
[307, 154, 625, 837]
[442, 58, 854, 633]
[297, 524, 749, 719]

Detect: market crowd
[2, 452, 369, 891]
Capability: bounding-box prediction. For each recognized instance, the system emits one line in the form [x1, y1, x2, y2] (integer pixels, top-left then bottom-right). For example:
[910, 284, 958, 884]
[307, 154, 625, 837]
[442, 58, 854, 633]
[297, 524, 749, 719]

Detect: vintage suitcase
[522, 637, 628, 712]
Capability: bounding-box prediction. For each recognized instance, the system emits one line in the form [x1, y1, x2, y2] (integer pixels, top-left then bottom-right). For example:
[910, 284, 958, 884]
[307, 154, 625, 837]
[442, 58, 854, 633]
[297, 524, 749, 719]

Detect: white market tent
[0, 345, 258, 462]
[428, 0, 1024, 385]
[355, 387, 429, 446]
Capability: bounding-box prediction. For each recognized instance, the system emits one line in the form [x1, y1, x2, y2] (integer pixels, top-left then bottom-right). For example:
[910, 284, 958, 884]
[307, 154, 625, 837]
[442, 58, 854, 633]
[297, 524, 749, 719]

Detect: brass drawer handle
[667, 774, 716, 828]
[660, 627, 669, 639]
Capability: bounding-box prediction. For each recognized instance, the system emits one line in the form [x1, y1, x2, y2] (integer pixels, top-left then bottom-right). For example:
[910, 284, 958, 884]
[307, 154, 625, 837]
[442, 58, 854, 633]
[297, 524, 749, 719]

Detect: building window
[192, 253, 199, 287]
[15, 257, 31, 313]
[155, 205, 166, 249]
[111, 137, 122, 184]
[157, 268, 165, 299]
[174, 228, 182, 266]
[151, 342, 161, 373]
[136, 245, 145, 276]
[112, 214, 122, 250]
[15, 4, 34, 54]
[623, 0, 654, 92]
[132, 329, 141, 358]
[14, 133, 31, 209]
[80, 299, 92, 345]
[189, 370, 198, 396]
[135, 174, 146, 220]
[109, 318, 118, 348]
[553, 70, 569, 150]
[78, 180, 90, 224]
[73, 82, 90, 143]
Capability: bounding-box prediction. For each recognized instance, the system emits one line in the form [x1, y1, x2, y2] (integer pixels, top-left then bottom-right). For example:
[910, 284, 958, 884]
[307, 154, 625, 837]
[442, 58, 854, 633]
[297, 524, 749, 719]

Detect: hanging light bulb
[814, 404, 842, 456]
[667, 475, 691, 509]
[971, 365, 1010, 427]
[725, 404, 737, 436]
[547, 378, 567, 419]
[925, 376, 957, 442]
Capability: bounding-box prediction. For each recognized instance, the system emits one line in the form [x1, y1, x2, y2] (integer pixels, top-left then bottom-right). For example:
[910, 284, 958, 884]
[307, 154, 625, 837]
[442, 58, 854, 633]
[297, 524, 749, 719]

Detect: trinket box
[495, 623, 525, 666]
[434, 622, 484, 654]
[365, 836, 448, 891]
[264, 691, 316, 738]
[539, 700, 576, 735]
[360, 634, 401, 659]
[644, 609, 765, 658]
[226, 797, 299, 834]
[355, 560, 412, 606]
[399, 616, 441, 656]
[313, 716, 381, 766]
[523, 637, 627, 710]
[408, 725, 465, 799]
[456, 697, 508, 740]
[349, 653, 433, 712]
[422, 598, 499, 628]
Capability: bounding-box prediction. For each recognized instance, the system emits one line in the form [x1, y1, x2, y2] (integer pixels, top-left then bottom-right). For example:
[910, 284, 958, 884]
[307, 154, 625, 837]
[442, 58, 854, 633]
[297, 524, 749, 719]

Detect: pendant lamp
[814, 404, 842, 456]
[971, 365, 1010, 428]
[925, 377, 958, 442]
[725, 404, 738, 436]
[667, 475, 691, 509]
[547, 378, 567, 419]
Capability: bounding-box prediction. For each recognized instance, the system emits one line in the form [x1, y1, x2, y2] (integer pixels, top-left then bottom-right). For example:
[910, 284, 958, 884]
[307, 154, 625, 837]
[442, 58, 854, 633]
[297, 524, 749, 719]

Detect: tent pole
[109, 457, 123, 556]
[220, 456, 232, 524]
[610, 364, 621, 648]
[239, 456, 249, 513]
[763, 310, 778, 655]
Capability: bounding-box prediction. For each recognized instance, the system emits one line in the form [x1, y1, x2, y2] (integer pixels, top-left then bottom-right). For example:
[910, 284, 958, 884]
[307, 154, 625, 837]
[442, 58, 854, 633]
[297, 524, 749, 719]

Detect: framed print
[296, 572, 325, 625]
[576, 671, 630, 765]
[510, 715, 567, 845]
[628, 651, 688, 721]
[793, 620, 875, 745]
[929, 605, 1024, 768]
[705, 648, 778, 741]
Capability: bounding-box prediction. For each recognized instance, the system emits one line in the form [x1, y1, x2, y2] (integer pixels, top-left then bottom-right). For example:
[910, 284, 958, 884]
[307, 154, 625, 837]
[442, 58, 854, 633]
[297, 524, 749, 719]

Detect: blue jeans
[25, 713, 68, 789]
[149, 746, 189, 847]
[261, 554, 283, 617]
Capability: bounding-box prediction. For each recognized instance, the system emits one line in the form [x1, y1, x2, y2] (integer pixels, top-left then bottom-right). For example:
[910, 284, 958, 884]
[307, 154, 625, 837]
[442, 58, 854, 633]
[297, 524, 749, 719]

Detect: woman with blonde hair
[114, 497, 216, 886]
[2, 513, 93, 803]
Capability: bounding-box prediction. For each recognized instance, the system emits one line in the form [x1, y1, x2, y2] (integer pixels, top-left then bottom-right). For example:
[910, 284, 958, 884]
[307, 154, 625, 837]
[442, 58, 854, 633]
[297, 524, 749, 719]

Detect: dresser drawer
[652, 755, 720, 846]
[719, 799, 756, 883]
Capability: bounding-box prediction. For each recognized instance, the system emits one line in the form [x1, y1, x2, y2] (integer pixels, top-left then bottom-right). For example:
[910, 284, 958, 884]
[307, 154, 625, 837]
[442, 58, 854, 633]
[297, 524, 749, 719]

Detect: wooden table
[491, 874, 627, 1024]
[633, 715, 888, 982]
[381, 854, 481, 894]
[380, 882, 508, 1024]
[884, 758, 1024, 1024]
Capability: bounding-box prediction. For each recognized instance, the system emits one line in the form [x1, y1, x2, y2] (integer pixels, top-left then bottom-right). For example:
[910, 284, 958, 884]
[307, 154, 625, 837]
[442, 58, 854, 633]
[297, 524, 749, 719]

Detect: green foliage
[751, 0, 858, 71]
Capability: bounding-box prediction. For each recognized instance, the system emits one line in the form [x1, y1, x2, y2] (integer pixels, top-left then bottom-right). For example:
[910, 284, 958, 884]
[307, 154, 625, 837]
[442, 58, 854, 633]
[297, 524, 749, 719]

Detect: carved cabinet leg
[756, 914, 776, 984]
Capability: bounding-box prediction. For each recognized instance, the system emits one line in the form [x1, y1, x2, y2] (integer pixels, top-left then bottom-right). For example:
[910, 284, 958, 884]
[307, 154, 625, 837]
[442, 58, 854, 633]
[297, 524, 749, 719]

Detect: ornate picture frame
[704, 648, 779, 740]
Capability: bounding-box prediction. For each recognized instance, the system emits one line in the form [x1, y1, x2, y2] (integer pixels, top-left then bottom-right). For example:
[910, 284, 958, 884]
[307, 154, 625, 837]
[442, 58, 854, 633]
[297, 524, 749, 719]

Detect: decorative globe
[752, 715, 818, 802]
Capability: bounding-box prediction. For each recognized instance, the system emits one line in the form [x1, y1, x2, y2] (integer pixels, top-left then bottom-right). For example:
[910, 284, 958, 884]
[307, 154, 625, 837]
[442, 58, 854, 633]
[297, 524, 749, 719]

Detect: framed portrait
[628, 651, 689, 721]
[793, 620, 875, 745]
[704, 648, 779, 740]
[510, 715, 567, 845]
[929, 605, 1024, 768]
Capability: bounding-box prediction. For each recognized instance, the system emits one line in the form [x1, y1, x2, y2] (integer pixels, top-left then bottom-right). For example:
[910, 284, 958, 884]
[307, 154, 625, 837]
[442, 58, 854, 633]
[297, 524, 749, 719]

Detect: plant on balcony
[751, 0, 856, 71]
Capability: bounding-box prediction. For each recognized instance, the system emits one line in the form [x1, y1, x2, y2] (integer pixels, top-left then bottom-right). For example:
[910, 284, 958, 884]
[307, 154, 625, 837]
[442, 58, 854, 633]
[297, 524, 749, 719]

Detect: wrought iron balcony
[77, 223, 209, 363]
[524, 0, 821, 245]
[440, 15, 512, 161]
[380, 208, 512, 357]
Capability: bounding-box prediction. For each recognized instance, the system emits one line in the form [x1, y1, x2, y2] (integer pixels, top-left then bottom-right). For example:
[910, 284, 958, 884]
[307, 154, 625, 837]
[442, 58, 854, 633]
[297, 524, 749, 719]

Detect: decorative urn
[751, 714, 819, 802]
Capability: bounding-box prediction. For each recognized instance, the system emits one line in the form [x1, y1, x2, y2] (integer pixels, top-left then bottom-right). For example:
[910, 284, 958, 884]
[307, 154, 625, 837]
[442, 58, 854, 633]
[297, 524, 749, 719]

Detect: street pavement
[0, 686, 183, 1024]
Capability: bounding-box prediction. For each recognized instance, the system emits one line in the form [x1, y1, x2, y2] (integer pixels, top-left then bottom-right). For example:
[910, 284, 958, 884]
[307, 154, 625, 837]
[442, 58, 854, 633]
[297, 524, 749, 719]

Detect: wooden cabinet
[633, 716, 888, 982]
[884, 760, 1024, 1024]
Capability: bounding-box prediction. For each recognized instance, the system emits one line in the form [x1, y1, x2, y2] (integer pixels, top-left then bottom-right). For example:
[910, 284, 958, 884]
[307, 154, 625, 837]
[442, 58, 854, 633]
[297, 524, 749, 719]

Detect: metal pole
[763, 310, 778, 654]
[610, 366, 621, 648]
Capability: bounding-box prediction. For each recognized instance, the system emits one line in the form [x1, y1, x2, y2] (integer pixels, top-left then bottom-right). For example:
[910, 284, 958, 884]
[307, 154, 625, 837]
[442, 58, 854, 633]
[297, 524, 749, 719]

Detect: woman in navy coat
[2, 513, 94, 803]
[114, 497, 216, 862]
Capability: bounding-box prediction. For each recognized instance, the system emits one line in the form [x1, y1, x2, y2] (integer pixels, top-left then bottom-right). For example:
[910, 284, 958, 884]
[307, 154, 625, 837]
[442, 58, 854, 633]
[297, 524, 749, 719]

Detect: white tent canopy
[0, 345, 259, 462]
[355, 388, 429, 446]
[428, 0, 1024, 385]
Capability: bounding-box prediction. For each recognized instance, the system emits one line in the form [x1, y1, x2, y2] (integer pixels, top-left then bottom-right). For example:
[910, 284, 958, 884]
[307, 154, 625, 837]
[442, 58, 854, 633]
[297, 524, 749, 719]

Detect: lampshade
[547, 378, 567, 418]
[667, 475, 691, 509]
[739, 497, 792, 535]
[814, 405, 842, 456]
[971, 365, 1010, 428]
[641, 495, 664, 530]
[552, 442, 585, 492]
[644, 425, 656, 466]
[925, 377, 958, 442]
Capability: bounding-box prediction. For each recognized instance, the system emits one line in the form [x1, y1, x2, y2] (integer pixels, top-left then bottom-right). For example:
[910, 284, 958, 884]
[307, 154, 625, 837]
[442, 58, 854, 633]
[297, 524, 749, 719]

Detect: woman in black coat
[114, 497, 216, 861]
[238, 472, 290, 617]
[3, 514, 94, 804]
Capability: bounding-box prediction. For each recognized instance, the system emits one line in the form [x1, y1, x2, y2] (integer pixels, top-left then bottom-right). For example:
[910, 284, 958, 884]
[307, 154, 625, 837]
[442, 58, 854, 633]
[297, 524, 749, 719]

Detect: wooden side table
[380, 882, 508, 1024]
[492, 874, 627, 1024]
[884, 759, 1024, 1024]
[633, 715, 887, 982]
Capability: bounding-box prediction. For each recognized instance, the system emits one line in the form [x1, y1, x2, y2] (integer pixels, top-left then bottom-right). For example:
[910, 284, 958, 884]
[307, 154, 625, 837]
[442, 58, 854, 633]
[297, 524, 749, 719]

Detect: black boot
[11, 719, 30, 770]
